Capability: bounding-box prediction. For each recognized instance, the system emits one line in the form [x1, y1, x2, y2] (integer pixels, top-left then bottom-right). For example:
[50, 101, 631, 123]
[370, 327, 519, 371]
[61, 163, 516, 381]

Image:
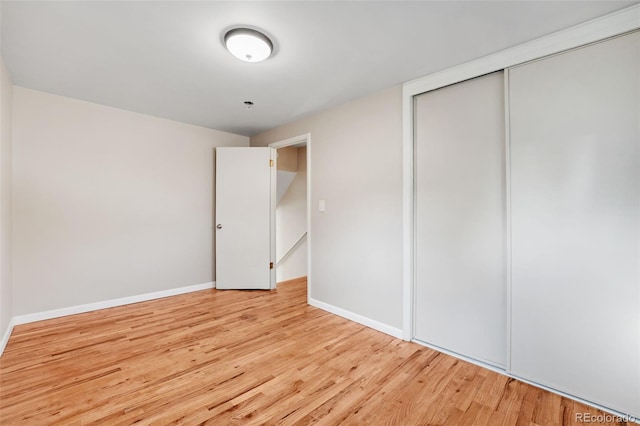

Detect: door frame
[269, 134, 311, 297]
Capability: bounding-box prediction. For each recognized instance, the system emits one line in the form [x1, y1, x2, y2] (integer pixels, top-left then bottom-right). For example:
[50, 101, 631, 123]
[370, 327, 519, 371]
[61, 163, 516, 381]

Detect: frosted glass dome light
[224, 28, 273, 63]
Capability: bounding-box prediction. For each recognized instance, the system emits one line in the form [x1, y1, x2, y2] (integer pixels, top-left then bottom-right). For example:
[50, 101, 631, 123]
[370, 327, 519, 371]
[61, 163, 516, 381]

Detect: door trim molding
[269, 133, 311, 296]
[402, 4, 640, 341]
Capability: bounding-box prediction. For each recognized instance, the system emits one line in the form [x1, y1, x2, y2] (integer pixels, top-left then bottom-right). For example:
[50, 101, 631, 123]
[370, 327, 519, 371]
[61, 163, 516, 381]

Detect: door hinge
[269, 159, 274, 167]
[270, 262, 274, 269]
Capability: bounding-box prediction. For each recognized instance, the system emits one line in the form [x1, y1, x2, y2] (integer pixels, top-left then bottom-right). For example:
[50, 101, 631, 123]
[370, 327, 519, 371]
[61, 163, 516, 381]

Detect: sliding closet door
[509, 32, 640, 416]
[414, 72, 506, 367]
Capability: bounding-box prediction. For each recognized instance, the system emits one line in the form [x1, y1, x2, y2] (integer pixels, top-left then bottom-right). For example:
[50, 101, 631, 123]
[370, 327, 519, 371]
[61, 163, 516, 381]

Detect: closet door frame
[402, 4, 640, 346]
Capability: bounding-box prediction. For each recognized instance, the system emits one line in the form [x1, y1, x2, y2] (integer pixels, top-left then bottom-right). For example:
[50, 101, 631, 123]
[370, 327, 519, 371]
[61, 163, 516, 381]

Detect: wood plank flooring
[0, 278, 630, 425]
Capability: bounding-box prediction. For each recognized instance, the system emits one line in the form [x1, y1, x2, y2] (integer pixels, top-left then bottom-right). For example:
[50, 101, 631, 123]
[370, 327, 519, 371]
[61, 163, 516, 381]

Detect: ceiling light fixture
[224, 28, 273, 63]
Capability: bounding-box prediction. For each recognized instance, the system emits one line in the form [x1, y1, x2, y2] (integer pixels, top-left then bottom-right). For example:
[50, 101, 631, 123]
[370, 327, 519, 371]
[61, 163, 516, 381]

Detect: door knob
[216, 224, 223, 229]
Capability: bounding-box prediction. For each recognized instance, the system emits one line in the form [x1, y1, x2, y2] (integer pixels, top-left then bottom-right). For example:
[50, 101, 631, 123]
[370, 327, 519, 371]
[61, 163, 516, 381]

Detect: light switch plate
[318, 200, 326, 212]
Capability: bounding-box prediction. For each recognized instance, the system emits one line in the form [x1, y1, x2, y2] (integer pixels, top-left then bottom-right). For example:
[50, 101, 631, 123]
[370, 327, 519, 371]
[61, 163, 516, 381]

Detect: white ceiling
[1, 1, 636, 136]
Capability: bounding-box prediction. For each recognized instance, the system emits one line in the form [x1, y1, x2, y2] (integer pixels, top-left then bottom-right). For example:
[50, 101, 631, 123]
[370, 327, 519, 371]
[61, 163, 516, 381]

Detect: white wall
[251, 86, 403, 331]
[276, 146, 307, 282]
[0, 57, 13, 342]
[12, 87, 248, 316]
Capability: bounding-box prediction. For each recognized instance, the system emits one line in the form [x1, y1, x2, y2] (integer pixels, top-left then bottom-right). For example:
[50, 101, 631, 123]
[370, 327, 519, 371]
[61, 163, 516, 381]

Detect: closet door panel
[414, 71, 506, 367]
[509, 32, 640, 416]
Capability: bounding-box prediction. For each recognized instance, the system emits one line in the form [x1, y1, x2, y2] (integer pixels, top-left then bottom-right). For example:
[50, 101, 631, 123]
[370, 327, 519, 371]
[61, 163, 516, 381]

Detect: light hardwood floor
[0, 278, 630, 425]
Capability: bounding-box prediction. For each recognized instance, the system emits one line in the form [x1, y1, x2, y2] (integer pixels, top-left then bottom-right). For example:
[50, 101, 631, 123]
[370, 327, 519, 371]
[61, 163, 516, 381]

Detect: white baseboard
[13, 281, 215, 326]
[308, 297, 403, 339]
[0, 317, 15, 356]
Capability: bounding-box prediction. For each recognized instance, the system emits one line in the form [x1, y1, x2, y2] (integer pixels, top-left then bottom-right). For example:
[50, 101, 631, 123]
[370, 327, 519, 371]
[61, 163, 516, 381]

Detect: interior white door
[414, 71, 507, 367]
[509, 31, 640, 417]
[215, 147, 274, 290]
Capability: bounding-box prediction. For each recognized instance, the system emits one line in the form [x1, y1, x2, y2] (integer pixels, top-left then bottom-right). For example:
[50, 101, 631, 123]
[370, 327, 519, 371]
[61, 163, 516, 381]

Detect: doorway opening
[269, 134, 310, 297]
